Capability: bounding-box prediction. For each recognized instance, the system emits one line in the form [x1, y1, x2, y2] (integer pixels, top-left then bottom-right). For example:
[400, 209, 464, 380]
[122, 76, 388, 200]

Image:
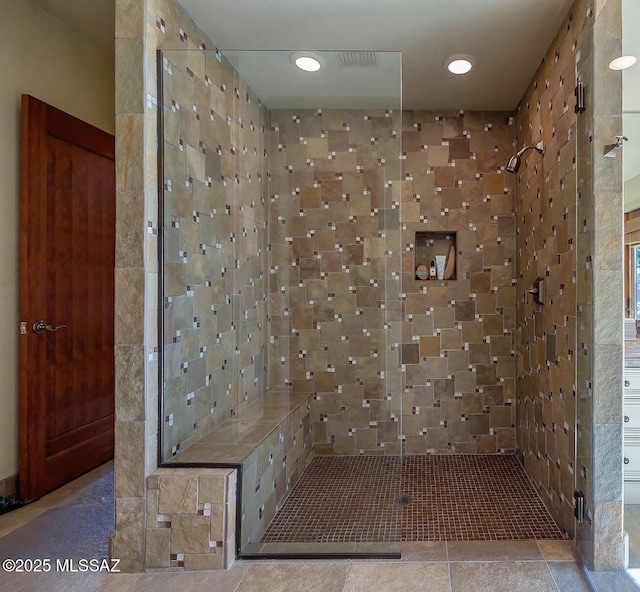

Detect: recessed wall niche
[414, 231, 457, 281]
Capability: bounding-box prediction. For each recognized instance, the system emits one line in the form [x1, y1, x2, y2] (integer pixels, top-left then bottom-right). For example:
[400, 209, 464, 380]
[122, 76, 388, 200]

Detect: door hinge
[20, 321, 27, 335]
[575, 82, 586, 113]
[574, 490, 585, 523]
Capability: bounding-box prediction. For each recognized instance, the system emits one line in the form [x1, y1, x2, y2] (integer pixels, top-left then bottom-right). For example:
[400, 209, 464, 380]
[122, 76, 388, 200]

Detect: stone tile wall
[241, 397, 313, 546]
[144, 467, 236, 569]
[586, 0, 624, 571]
[267, 108, 404, 455]
[513, 0, 589, 539]
[114, 0, 249, 571]
[114, 0, 153, 571]
[513, 0, 595, 541]
[268, 109, 518, 455]
[513, 1, 624, 566]
[400, 112, 517, 455]
[160, 48, 268, 460]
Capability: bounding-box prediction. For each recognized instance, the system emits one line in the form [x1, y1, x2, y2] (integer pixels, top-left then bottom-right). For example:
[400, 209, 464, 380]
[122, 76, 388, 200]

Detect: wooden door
[19, 95, 115, 502]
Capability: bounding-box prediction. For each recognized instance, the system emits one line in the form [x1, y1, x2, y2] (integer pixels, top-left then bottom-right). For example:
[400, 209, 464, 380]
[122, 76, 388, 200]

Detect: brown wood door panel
[19, 95, 115, 502]
[44, 428, 114, 495]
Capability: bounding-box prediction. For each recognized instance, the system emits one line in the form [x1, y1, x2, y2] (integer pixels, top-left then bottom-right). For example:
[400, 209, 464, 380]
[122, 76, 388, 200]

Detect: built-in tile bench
[145, 391, 313, 570]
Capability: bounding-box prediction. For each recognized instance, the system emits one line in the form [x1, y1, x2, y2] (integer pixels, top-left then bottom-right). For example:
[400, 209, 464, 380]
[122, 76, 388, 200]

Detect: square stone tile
[450, 561, 558, 592]
[345, 562, 450, 592]
[447, 540, 543, 561]
[238, 563, 348, 592]
[537, 540, 574, 560]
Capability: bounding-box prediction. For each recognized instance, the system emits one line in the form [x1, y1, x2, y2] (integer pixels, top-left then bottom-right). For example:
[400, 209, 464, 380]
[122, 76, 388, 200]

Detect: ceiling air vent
[337, 51, 378, 67]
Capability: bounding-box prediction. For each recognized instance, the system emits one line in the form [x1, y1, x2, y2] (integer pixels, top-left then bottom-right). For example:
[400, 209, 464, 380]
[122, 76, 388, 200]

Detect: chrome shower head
[505, 141, 544, 174]
[506, 154, 521, 173]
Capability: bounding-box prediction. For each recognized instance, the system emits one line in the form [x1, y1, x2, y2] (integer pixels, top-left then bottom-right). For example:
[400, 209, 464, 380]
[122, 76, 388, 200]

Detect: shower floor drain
[394, 495, 413, 505]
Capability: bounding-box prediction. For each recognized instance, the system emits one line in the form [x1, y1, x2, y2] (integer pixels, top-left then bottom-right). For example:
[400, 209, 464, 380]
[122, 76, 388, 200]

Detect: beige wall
[0, 0, 114, 483]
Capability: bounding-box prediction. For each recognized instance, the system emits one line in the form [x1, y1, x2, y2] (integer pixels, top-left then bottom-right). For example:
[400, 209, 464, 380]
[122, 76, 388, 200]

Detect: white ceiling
[178, 0, 575, 111]
[220, 49, 403, 110]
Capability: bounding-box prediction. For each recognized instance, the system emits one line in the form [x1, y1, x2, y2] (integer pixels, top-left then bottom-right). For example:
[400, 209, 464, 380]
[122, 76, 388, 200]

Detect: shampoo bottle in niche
[435, 255, 446, 280]
[429, 260, 436, 279]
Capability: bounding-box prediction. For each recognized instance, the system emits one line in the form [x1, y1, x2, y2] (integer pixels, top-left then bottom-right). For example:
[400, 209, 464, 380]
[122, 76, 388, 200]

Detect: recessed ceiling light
[609, 55, 637, 71]
[296, 56, 321, 72]
[444, 54, 476, 75]
[290, 52, 324, 72]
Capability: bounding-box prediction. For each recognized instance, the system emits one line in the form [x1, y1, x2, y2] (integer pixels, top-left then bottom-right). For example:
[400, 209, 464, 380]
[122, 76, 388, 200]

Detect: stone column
[590, 0, 625, 571]
[112, 0, 151, 572]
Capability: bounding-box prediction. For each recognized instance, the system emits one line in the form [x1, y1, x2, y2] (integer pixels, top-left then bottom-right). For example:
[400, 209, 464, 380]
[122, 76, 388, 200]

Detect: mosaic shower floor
[262, 455, 564, 543]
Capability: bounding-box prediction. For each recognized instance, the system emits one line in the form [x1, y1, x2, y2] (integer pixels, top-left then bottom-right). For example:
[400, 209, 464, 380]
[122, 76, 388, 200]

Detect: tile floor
[0, 461, 637, 591]
[263, 455, 563, 543]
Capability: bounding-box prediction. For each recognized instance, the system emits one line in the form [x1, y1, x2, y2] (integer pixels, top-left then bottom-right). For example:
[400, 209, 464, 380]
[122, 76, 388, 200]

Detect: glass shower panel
[575, 28, 594, 564]
[159, 48, 268, 464]
[236, 50, 403, 555]
[158, 47, 403, 556]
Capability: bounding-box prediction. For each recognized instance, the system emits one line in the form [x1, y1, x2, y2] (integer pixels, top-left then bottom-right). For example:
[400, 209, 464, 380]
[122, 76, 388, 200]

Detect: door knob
[32, 320, 68, 334]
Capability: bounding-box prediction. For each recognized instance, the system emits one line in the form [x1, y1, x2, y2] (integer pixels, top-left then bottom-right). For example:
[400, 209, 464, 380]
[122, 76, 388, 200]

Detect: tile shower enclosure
[160, 0, 587, 543]
[110, 0, 624, 571]
[267, 108, 517, 460]
[161, 62, 518, 460]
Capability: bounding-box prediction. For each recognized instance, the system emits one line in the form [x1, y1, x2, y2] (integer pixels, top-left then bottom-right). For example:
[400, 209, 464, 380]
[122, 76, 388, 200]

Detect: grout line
[107, 572, 145, 592]
[231, 562, 254, 592]
[446, 547, 453, 592]
[544, 561, 562, 592]
[342, 560, 353, 592]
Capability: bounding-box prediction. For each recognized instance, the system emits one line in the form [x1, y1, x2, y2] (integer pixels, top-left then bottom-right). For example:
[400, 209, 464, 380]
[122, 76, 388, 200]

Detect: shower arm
[515, 141, 544, 158]
[506, 140, 544, 173]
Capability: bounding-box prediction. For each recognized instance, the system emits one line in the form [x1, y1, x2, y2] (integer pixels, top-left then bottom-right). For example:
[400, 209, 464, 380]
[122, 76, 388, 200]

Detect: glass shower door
[575, 27, 594, 563]
[158, 46, 404, 556]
